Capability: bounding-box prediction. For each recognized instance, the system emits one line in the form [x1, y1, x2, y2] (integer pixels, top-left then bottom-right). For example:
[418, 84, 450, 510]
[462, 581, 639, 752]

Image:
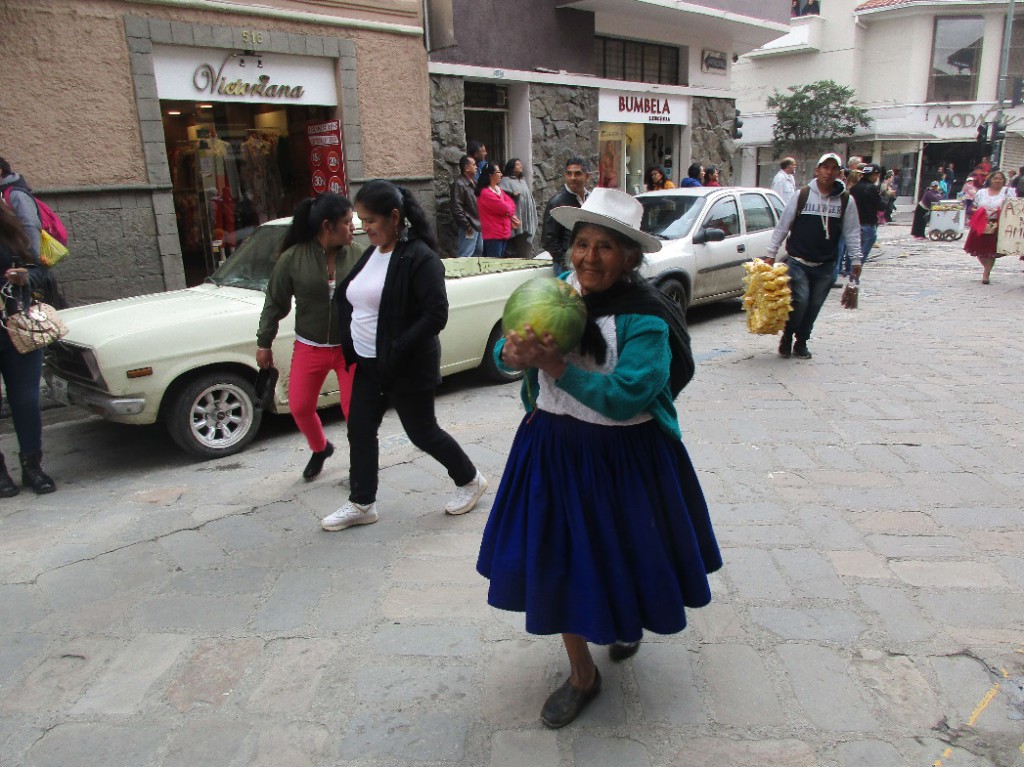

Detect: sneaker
[303, 440, 334, 481]
[321, 501, 378, 531]
[793, 341, 812, 359]
[444, 470, 488, 515]
[778, 333, 792, 358]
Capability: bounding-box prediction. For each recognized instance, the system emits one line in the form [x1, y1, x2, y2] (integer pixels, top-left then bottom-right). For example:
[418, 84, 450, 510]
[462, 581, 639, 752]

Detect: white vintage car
[636, 186, 785, 309]
[44, 219, 550, 458]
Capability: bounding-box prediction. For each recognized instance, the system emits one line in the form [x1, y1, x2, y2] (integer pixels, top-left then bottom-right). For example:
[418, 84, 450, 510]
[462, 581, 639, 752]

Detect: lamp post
[994, 0, 1018, 165]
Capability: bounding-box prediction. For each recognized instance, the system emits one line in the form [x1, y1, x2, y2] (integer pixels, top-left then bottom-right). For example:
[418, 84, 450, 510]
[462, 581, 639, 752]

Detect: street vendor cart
[928, 200, 965, 241]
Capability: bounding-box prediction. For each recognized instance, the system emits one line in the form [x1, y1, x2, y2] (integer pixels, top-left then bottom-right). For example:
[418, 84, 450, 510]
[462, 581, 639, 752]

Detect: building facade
[733, 0, 1024, 204]
[427, 0, 790, 256]
[0, 0, 432, 304]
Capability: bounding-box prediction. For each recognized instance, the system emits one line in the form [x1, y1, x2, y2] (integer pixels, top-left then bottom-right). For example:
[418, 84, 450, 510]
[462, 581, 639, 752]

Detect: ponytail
[279, 193, 353, 254]
[355, 180, 438, 253]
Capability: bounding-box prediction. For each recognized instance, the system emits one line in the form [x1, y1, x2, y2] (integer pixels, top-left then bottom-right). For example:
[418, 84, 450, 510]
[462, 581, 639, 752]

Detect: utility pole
[994, 0, 1017, 165]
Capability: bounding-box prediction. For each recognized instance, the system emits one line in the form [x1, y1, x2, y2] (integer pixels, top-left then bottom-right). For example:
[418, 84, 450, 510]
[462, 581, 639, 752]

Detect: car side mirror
[693, 227, 726, 245]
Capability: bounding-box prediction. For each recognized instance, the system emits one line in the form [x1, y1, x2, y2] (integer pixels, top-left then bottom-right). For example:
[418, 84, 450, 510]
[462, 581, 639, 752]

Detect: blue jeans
[483, 239, 507, 257]
[784, 259, 835, 343]
[456, 229, 483, 257]
[834, 236, 846, 279]
[0, 332, 44, 455]
[859, 224, 877, 263]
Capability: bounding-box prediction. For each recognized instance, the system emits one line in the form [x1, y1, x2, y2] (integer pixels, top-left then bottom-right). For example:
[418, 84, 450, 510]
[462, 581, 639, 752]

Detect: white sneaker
[321, 501, 378, 531]
[444, 471, 488, 515]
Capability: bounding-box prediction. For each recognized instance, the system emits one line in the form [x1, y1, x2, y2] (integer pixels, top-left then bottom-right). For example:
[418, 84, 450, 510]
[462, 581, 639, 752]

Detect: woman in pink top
[475, 161, 520, 257]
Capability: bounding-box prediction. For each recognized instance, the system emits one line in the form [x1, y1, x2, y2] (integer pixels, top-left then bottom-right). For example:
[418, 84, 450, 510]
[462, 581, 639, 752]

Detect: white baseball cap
[817, 153, 843, 167]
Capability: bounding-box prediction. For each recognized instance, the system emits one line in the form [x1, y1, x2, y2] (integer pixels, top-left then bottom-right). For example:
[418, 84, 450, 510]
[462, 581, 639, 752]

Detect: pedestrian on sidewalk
[964, 170, 1015, 284]
[499, 158, 537, 259]
[475, 160, 519, 258]
[256, 193, 361, 481]
[450, 155, 483, 257]
[911, 181, 943, 239]
[849, 164, 886, 270]
[321, 180, 488, 532]
[765, 153, 861, 360]
[477, 188, 721, 729]
[0, 203, 55, 495]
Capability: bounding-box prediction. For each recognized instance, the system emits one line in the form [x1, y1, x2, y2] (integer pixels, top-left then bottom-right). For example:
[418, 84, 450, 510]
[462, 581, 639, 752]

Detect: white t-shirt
[347, 247, 392, 358]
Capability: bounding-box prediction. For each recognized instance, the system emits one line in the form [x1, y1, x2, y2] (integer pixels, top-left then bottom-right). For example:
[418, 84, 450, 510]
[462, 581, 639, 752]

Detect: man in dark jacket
[849, 164, 885, 266]
[541, 157, 590, 274]
[0, 157, 41, 260]
[450, 155, 482, 257]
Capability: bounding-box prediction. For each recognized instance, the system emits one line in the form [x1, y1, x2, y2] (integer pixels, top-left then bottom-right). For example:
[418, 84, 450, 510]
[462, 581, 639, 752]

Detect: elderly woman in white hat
[476, 187, 722, 728]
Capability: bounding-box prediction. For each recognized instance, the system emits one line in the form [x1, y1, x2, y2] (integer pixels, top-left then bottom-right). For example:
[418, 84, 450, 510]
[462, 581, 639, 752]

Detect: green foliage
[767, 80, 873, 161]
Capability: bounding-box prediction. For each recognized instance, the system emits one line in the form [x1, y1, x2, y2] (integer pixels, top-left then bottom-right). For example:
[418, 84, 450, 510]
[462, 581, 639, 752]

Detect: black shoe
[778, 334, 792, 358]
[541, 668, 602, 728]
[0, 454, 18, 498]
[609, 640, 641, 662]
[19, 452, 55, 495]
[303, 441, 334, 481]
[793, 341, 812, 359]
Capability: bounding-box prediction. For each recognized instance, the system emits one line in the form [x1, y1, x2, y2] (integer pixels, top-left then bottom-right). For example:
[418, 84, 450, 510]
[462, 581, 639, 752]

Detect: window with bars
[595, 37, 681, 85]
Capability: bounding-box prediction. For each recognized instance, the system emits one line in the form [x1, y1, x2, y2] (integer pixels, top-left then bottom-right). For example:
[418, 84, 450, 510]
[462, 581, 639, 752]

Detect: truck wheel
[658, 278, 690, 311]
[480, 322, 523, 384]
[166, 371, 263, 458]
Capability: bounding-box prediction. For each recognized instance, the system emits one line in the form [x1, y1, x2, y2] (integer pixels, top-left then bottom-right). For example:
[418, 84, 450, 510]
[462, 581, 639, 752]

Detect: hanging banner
[306, 120, 347, 197]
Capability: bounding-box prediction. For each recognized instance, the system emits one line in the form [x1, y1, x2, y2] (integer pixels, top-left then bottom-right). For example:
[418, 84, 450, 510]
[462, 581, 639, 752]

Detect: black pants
[347, 356, 476, 505]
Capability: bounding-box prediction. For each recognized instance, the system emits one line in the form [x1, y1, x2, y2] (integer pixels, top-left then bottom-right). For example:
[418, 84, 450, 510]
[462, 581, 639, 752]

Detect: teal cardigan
[494, 313, 682, 439]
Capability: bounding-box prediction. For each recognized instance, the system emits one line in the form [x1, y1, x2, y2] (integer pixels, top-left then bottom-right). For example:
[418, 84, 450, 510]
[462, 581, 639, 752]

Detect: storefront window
[1006, 17, 1024, 84]
[162, 101, 335, 286]
[927, 16, 984, 103]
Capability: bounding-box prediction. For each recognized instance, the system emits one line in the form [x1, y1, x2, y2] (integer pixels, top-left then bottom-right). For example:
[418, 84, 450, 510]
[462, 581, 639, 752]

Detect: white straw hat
[551, 187, 662, 253]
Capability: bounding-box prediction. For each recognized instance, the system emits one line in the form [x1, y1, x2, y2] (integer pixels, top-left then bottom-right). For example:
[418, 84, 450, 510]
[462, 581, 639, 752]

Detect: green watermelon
[502, 277, 587, 353]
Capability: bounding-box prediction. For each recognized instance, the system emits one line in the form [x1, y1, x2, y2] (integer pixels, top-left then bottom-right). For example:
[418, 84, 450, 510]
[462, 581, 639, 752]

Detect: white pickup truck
[44, 218, 550, 459]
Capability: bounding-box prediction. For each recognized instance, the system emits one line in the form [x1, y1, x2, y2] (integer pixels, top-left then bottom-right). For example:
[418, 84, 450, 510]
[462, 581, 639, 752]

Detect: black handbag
[254, 366, 279, 410]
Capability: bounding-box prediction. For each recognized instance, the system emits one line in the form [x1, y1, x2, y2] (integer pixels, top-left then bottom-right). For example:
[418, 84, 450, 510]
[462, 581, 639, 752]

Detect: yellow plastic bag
[742, 259, 792, 334]
[39, 230, 69, 268]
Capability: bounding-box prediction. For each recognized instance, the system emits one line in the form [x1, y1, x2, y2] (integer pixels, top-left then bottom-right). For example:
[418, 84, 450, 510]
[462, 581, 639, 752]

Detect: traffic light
[1013, 77, 1024, 108]
[977, 121, 990, 143]
[732, 109, 743, 140]
[991, 120, 1007, 143]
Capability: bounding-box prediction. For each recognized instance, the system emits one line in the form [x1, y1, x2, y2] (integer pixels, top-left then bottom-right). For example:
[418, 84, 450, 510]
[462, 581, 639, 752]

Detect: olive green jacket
[257, 240, 361, 349]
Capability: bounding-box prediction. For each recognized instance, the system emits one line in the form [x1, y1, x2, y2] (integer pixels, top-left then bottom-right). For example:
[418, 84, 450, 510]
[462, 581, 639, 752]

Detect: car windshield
[640, 196, 707, 239]
[208, 225, 288, 291]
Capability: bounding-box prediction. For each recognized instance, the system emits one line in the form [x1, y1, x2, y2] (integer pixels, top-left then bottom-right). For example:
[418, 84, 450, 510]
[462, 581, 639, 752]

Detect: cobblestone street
[1, 223, 1023, 767]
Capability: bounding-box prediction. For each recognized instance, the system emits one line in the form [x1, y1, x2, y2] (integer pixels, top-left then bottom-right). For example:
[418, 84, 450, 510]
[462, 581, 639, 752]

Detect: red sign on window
[306, 120, 347, 197]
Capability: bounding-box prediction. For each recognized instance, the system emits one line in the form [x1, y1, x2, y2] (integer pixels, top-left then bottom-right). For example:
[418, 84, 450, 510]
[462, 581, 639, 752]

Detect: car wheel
[658, 278, 690, 311]
[166, 371, 263, 458]
[480, 322, 523, 384]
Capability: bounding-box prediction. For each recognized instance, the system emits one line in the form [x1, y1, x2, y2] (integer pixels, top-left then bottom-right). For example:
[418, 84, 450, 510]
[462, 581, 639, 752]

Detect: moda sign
[598, 89, 689, 125]
[152, 45, 338, 106]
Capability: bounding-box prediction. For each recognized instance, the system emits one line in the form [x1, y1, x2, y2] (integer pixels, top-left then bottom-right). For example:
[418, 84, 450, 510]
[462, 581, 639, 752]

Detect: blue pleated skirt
[477, 410, 722, 645]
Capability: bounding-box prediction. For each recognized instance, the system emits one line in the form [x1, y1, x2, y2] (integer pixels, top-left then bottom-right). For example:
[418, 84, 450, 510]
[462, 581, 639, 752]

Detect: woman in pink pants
[257, 193, 361, 480]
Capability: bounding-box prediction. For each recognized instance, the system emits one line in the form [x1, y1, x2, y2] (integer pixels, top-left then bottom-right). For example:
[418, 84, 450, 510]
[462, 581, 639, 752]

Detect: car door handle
[737, 244, 746, 253]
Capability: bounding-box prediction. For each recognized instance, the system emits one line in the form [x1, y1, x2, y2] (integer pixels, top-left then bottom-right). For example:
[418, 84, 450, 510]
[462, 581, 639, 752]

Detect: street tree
[767, 80, 872, 175]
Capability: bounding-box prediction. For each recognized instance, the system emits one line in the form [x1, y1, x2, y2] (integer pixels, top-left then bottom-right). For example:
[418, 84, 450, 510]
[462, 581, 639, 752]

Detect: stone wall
[430, 74, 468, 258]
[530, 84, 599, 221]
[691, 97, 738, 184]
[41, 189, 172, 307]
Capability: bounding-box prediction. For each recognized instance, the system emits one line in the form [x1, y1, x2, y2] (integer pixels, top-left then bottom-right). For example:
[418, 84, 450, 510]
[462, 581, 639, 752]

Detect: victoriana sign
[152, 45, 338, 106]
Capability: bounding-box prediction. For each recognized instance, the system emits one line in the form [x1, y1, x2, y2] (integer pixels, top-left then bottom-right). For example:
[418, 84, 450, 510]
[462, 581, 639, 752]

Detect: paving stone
[721, 548, 793, 600]
[402, 531, 485, 557]
[381, 583, 489, 620]
[165, 638, 263, 712]
[370, 623, 479, 657]
[135, 594, 258, 631]
[352, 661, 476, 705]
[931, 507, 1024, 530]
[163, 719, 250, 767]
[857, 584, 934, 642]
[688, 603, 745, 641]
[390, 555, 480, 583]
[248, 722, 332, 767]
[316, 573, 380, 632]
[777, 644, 880, 732]
[699, 643, 785, 726]
[773, 548, 849, 598]
[930, 655, 1023, 736]
[918, 590, 1024, 630]
[827, 550, 893, 579]
[479, 638, 554, 725]
[794, 505, 866, 548]
[247, 638, 336, 715]
[157, 529, 226, 570]
[866, 534, 965, 558]
[851, 510, 939, 534]
[251, 570, 327, 631]
[24, 722, 170, 767]
[669, 737, 818, 767]
[835, 739, 909, 767]
[890, 560, 1007, 588]
[71, 634, 189, 715]
[1, 636, 118, 714]
[573, 734, 652, 767]
[338, 710, 469, 761]
[750, 606, 867, 644]
[0, 633, 47, 690]
[489, 729, 559, 767]
[852, 650, 943, 729]
[631, 643, 705, 725]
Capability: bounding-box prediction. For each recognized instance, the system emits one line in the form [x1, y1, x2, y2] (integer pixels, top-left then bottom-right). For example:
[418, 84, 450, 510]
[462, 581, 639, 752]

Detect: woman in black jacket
[322, 180, 487, 531]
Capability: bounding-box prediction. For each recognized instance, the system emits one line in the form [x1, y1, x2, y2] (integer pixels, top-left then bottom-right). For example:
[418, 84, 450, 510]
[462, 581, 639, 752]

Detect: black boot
[0, 454, 19, 498]
[303, 440, 334, 481]
[19, 452, 56, 495]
